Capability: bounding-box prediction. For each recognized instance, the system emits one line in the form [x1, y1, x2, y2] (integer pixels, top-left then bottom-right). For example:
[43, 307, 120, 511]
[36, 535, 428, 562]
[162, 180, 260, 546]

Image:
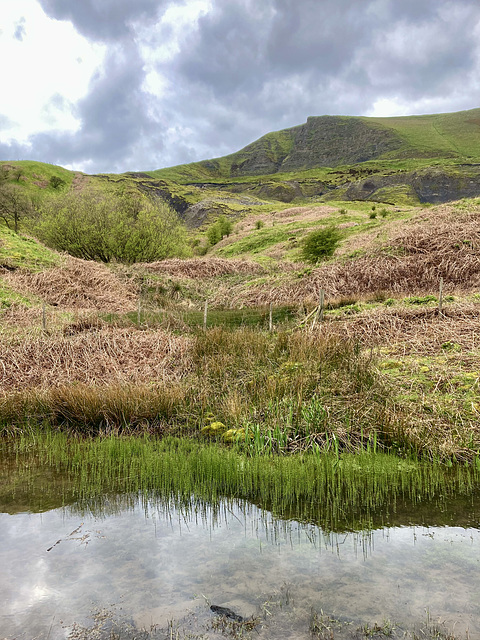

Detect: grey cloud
[13, 17, 26, 41]
[4, 0, 480, 172]
[164, 0, 480, 162]
[1, 43, 168, 173]
[38, 0, 174, 42]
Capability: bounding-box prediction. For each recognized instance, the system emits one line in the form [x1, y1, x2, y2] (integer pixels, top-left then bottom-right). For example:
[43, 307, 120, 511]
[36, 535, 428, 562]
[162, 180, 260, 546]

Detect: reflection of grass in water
[6, 433, 480, 531]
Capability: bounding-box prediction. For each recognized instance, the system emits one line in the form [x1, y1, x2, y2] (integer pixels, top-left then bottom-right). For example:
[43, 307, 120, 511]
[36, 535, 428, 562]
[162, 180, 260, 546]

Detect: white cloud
[0, 0, 105, 142]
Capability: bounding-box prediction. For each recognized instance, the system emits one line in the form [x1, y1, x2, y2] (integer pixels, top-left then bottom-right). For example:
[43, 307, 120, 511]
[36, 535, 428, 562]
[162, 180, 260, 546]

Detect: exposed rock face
[345, 165, 480, 203]
[280, 116, 403, 171]
[223, 116, 404, 177]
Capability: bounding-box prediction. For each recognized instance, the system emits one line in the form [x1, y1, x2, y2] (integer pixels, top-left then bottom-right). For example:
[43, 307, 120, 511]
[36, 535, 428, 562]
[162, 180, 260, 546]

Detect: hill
[1, 198, 480, 461]
[139, 107, 480, 223]
[3, 108, 480, 232]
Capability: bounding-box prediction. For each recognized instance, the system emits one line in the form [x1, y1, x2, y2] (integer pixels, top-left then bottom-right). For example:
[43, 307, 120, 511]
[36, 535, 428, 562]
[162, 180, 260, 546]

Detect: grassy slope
[365, 108, 480, 160]
[1, 197, 480, 462]
[149, 108, 480, 184]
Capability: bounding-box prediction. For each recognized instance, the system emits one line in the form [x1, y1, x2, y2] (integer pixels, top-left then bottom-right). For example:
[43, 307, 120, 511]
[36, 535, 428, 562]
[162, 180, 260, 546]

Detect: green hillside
[149, 107, 480, 183]
[3, 108, 480, 232]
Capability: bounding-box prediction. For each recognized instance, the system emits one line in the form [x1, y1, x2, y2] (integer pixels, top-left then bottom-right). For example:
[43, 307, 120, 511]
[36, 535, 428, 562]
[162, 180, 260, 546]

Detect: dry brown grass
[0, 326, 191, 392]
[210, 206, 480, 306]
[136, 257, 265, 278]
[318, 303, 480, 355]
[3, 257, 137, 311]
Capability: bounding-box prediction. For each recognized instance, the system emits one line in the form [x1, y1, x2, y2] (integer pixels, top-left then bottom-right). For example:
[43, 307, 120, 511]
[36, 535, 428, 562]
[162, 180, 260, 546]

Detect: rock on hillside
[220, 116, 403, 177]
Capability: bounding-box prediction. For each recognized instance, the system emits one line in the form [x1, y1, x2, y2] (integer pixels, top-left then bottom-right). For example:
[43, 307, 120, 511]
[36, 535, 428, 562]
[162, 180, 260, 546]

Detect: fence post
[439, 277, 444, 316]
[311, 289, 325, 331]
[137, 297, 142, 326]
[42, 303, 47, 331]
[269, 302, 273, 332]
[203, 299, 208, 331]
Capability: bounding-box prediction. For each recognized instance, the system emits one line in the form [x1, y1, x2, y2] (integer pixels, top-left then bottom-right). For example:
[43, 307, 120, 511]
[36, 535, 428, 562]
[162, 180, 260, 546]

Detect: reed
[4, 433, 480, 532]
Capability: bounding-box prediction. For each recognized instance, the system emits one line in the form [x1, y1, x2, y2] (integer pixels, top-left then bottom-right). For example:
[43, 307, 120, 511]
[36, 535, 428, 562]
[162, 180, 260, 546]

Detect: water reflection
[1, 495, 479, 639]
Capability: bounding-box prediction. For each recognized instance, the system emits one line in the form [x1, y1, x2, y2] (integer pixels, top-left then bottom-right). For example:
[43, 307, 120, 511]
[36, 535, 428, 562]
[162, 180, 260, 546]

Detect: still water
[1, 494, 480, 639]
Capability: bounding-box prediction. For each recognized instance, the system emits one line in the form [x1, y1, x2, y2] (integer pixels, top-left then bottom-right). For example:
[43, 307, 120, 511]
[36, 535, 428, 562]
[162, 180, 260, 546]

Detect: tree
[49, 176, 66, 189]
[0, 183, 34, 233]
[34, 186, 190, 263]
[301, 226, 342, 264]
[206, 215, 233, 246]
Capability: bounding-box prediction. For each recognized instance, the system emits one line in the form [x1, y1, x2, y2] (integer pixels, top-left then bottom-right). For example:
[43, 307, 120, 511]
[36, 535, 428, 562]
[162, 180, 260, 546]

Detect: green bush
[301, 226, 342, 264]
[206, 215, 233, 246]
[49, 176, 66, 190]
[33, 186, 190, 263]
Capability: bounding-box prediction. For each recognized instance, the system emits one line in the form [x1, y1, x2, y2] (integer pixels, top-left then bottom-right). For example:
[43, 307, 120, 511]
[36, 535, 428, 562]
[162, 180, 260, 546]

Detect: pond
[2, 439, 480, 639]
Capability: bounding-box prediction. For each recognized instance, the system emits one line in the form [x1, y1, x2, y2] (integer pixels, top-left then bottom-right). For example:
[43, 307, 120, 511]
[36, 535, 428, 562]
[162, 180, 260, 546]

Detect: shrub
[49, 176, 66, 190]
[301, 226, 342, 263]
[206, 215, 234, 246]
[34, 186, 190, 263]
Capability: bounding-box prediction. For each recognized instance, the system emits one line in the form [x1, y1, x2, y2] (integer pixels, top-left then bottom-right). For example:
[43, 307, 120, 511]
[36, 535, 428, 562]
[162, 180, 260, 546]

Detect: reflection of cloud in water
[0, 498, 479, 639]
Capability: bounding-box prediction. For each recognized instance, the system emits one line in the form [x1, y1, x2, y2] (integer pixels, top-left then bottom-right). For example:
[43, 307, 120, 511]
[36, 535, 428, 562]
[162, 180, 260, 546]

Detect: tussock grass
[0, 327, 191, 391]
[137, 257, 265, 278]
[2, 323, 479, 461]
[206, 205, 480, 307]
[3, 256, 137, 311]
[0, 327, 392, 454]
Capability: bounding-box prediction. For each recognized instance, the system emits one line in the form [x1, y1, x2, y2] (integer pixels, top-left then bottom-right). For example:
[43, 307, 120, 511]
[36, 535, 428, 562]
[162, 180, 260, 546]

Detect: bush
[301, 226, 342, 264]
[206, 215, 234, 246]
[33, 186, 190, 263]
[49, 176, 66, 190]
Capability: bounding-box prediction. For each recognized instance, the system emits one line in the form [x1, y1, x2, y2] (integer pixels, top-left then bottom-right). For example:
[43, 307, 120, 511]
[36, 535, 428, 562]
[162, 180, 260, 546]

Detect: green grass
[366, 108, 480, 160]
[3, 432, 480, 531]
[0, 225, 62, 270]
[1, 160, 75, 195]
[0, 281, 35, 308]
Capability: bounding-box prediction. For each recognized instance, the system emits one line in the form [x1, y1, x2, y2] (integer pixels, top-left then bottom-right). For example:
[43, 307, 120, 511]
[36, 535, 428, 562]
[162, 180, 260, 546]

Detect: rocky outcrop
[279, 116, 403, 171]
[344, 165, 480, 203]
[217, 116, 404, 177]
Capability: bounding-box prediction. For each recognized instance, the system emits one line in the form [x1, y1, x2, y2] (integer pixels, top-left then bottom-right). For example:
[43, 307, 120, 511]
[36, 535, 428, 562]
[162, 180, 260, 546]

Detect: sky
[1, 0, 480, 174]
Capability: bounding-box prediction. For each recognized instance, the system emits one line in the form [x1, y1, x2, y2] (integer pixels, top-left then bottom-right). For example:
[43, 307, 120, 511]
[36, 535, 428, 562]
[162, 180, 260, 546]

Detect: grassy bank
[1, 324, 479, 462]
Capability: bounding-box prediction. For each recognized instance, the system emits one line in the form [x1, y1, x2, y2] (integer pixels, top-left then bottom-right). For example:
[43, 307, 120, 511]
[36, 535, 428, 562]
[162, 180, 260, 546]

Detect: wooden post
[137, 297, 142, 325]
[439, 277, 444, 316]
[311, 289, 325, 331]
[42, 303, 46, 331]
[269, 302, 273, 332]
[203, 299, 208, 331]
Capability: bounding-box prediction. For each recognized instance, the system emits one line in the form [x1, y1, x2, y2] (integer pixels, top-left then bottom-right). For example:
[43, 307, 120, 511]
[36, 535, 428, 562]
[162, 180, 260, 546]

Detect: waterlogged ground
[1, 494, 480, 640]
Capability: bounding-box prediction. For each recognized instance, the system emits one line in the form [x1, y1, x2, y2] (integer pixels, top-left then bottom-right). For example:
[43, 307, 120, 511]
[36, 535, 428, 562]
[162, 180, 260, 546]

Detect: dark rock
[210, 605, 244, 622]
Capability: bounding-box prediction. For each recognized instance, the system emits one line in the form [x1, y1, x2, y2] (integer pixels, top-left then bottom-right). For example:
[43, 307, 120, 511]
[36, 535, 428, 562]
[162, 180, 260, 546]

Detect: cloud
[13, 17, 27, 41]
[37, 0, 174, 42]
[2, 0, 480, 172]
[26, 43, 169, 172]
[161, 0, 480, 159]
